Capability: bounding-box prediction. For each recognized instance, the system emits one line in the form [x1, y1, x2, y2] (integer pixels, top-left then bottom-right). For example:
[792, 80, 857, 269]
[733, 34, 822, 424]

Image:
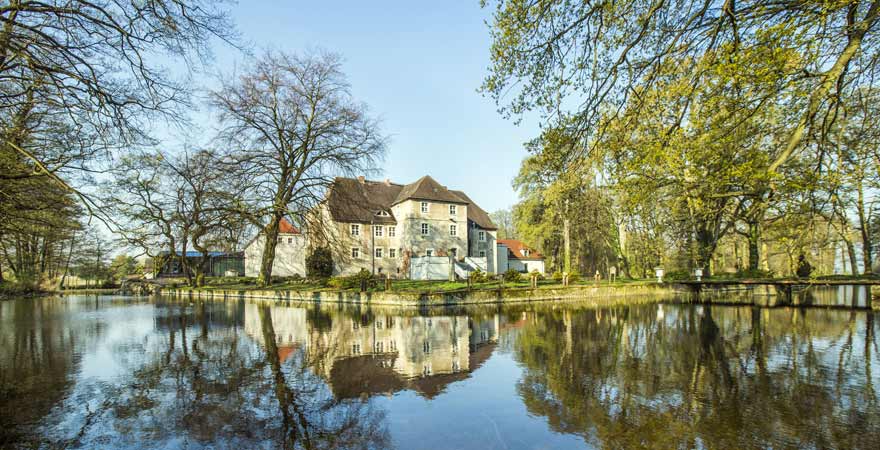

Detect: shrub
[470, 268, 488, 283]
[551, 271, 564, 282]
[663, 270, 690, 281]
[503, 269, 523, 283]
[306, 247, 334, 278]
[734, 268, 775, 279]
[567, 271, 580, 283]
[530, 269, 544, 280]
[328, 269, 375, 290]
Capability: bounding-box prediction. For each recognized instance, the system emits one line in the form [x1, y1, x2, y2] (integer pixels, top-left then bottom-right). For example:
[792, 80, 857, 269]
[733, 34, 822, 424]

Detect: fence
[409, 256, 489, 281]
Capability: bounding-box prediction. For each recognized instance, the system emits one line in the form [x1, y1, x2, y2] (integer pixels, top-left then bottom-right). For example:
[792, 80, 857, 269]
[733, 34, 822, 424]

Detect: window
[375, 341, 384, 352]
[426, 249, 434, 257]
[375, 247, 383, 258]
[352, 343, 361, 355]
[479, 250, 486, 258]
[374, 225, 383, 237]
[478, 231, 486, 242]
[522, 249, 530, 257]
[421, 223, 429, 235]
[449, 224, 457, 236]
[389, 248, 397, 258]
[388, 226, 396, 237]
[376, 210, 390, 217]
[350, 224, 360, 236]
[287, 237, 293, 244]
[420, 202, 429, 213]
[449, 205, 457, 215]
[423, 341, 431, 354]
[351, 247, 360, 258]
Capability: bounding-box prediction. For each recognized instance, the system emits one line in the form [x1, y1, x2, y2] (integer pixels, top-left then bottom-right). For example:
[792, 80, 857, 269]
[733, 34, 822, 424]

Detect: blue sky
[197, 1, 539, 213]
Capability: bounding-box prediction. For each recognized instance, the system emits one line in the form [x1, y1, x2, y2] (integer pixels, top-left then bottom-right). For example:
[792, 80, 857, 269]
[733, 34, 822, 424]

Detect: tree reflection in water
[3, 296, 880, 449]
[513, 305, 880, 449]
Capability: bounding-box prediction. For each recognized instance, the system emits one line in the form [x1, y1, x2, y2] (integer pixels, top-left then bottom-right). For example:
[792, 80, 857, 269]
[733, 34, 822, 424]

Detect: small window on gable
[421, 223, 429, 236]
[388, 226, 396, 237]
[478, 231, 486, 242]
[420, 202, 429, 213]
[449, 224, 457, 236]
[350, 224, 360, 236]
[449, 205, 456, 215]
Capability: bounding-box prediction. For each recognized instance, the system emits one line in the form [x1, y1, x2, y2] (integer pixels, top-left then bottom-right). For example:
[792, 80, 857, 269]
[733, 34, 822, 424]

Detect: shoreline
[161, 281, 880, 310]
[161, 283, 685, 307]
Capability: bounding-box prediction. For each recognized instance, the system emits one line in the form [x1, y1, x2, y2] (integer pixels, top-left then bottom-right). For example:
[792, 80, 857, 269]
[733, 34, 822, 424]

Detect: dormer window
[375, 210, 390, 217]
[420, 202, 429, 213]
[449, 205, 457, 215]
[522, 249, 530, 257]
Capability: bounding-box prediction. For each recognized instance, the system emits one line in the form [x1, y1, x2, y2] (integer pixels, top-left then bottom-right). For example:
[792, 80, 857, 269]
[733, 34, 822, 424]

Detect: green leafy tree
[306, 247, 334, 279]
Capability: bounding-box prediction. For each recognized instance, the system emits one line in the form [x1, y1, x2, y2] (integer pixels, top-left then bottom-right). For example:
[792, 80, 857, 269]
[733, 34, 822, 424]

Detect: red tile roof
[279, 218, 300, 234]
[498, 239, 544, 260]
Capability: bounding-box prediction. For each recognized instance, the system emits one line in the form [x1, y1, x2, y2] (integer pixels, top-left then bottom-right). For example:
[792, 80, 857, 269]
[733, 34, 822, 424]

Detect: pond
[1, 295, 879, 449]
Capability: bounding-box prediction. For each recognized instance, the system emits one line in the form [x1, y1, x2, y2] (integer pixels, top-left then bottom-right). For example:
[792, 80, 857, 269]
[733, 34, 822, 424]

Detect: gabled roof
[279, 217, 301, 234]
[449, 190, 498, 230]
[392, 176, 468, 206]
[498, 239, 545, 261]
[325, 177, 402, 224]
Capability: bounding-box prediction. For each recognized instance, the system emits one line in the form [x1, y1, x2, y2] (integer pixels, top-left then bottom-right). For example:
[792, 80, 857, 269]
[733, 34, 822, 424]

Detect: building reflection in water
[244, 304, 517, 399]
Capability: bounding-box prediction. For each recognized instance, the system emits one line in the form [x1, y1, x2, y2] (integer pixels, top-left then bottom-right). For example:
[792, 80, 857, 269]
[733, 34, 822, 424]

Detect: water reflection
[245, 304, 504, 400]
[513, 305, 880, 449]
[0, 296, 878, 449]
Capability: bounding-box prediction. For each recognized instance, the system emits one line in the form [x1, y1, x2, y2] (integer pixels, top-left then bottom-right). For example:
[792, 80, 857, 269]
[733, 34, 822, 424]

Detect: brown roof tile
[392, 176, 468, 206]
[498, 239, 545, 260]
[325, 177, 402, 224]
[449, 190, 497, 230]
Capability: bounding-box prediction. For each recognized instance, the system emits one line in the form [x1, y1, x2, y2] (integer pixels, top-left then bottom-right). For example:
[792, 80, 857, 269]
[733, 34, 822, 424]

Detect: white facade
[244, 232, 307, 277]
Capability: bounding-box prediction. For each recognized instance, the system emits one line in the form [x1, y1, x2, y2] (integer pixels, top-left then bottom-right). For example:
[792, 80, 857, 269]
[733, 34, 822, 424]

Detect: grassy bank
[0, 282, 52, 300]
[167, 276, 657, 296]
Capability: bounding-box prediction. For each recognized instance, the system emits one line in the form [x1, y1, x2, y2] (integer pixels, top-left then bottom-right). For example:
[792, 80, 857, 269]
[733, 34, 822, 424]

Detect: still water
[1, 295, 879, 449]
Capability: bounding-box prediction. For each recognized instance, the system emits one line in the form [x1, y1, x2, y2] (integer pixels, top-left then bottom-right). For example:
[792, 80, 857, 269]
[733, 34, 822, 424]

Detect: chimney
[384, 178, 391, 186]
[357, 176, 365, 184]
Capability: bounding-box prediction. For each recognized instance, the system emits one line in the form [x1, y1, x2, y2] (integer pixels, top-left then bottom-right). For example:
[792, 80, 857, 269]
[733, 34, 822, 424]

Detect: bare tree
[211, 50, 386, 286]
[0, 0, 235, 198]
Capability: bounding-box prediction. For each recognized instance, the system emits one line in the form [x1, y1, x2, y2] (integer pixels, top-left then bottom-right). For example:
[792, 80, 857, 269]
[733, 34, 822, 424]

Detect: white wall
[410, 256, 452, 280]
[245, 233, 307, 277]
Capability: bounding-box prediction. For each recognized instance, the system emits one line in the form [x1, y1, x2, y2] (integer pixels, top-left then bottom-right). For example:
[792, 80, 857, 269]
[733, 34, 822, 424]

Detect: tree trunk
[856, 179, 873, 274]
[259, 215, 282, 286]
[563, 217, 571, 273]
[695, 226, 717, 277]
[845, 238, 858, 275]
[747, 219, 761, 272]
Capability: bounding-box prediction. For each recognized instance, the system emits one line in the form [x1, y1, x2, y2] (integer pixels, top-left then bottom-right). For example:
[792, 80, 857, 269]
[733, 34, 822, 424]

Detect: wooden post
[563, 272, 569, 287]
[384, 275, 391, 292]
